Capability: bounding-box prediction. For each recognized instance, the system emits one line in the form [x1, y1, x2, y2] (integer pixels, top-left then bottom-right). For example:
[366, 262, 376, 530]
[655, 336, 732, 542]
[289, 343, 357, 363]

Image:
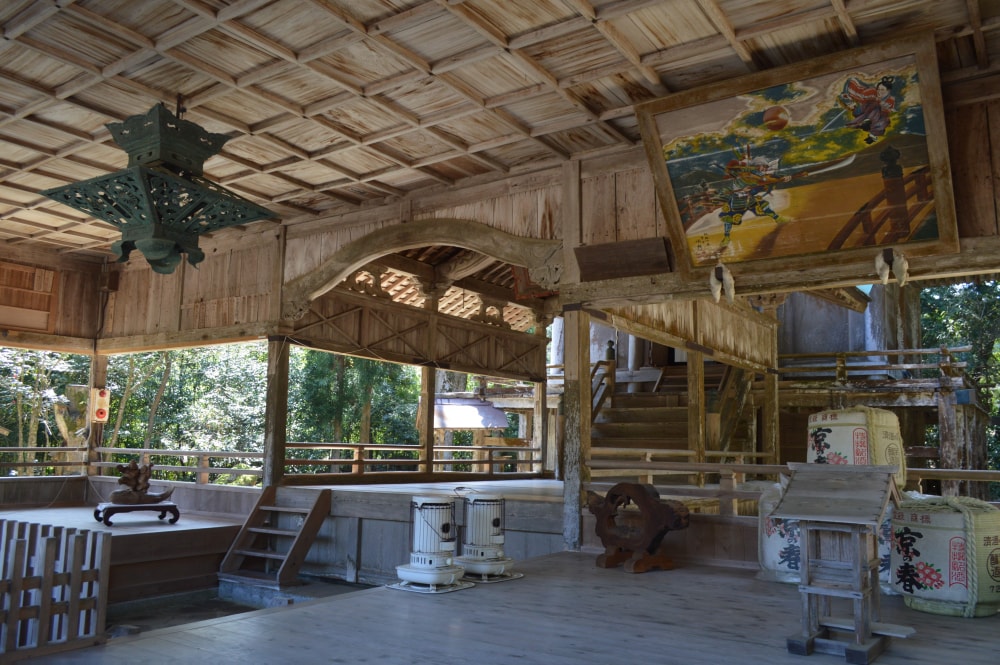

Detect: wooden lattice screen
[0, 520, 110, 660]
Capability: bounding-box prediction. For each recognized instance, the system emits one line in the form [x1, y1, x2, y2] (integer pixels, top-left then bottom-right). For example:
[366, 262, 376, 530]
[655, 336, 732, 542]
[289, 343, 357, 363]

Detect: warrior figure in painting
[838, 75, 896, 144]
[717, 147, 791, 247]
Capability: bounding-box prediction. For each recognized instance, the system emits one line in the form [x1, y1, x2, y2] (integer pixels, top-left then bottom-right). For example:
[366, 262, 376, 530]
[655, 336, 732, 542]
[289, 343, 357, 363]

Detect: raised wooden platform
[47, 551, 999, 665]
[0, 506, 241, 603]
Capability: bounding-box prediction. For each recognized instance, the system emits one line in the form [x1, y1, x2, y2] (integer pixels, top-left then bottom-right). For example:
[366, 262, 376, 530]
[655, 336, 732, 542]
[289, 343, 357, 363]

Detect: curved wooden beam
[282, 218, 562, 319]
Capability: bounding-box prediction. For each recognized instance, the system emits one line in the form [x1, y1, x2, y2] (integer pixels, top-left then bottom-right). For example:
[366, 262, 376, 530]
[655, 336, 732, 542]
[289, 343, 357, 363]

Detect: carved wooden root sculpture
[111, 461, 174, 504]
[586, 483, 690, 573]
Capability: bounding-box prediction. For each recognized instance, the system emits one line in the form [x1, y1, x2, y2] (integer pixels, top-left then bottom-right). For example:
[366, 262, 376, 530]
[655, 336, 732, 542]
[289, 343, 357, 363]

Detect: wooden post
[937, 387, 959, 496]
[627, 334, 641, 393]
[762, 370, 779, 464]
[687, 348, 706, 468]
[87, 354, 109, 477]
[417, 287, 441, 474]
[262, 336, 290, 489]
[562, 308, 590, 550]
[419, 366, 436, 474]
[534, 313, 551, 475]
[897, 283, 925, 461]
[197, 454, 210, 485]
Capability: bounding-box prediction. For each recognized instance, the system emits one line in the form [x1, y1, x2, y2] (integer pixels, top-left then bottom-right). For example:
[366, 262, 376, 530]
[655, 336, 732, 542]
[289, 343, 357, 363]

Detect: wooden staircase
[590, 393, 694, 483]
[219, 486, 331, 588]
[589, 364, 762, 484]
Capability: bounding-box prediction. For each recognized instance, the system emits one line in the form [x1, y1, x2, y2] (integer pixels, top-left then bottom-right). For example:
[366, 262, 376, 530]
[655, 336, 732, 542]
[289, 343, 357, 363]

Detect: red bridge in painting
[827, 164, 934, 250]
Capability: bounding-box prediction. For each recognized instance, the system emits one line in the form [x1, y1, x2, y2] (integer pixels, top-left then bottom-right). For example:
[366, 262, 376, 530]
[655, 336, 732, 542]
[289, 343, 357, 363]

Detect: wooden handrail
[780, 345, 971, 359]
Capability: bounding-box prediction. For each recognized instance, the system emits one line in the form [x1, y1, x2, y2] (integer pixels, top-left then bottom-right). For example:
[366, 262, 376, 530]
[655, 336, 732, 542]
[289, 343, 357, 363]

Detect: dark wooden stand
[587, 482, 690, 573]
[94, 501, 180, 526]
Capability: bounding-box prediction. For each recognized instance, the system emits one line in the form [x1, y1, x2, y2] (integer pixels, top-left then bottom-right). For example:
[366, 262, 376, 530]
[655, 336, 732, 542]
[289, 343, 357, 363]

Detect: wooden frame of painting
[636, 34, 958, 276]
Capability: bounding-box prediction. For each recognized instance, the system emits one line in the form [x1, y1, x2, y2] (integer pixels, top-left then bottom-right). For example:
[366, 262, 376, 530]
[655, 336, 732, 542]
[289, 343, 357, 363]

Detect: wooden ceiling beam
[965, 0, 990, 70]
[367, 1, 441, 36]
[694, 0, 757, 71]
[565, 0, 668, 93]
[734, 6, 837, 42]
[830, 0, 860, 47]
[439, 0, 636, 147]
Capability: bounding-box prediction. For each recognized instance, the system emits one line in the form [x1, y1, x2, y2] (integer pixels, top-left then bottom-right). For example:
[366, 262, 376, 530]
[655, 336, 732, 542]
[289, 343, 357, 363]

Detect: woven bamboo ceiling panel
[0, 0, 995, 263]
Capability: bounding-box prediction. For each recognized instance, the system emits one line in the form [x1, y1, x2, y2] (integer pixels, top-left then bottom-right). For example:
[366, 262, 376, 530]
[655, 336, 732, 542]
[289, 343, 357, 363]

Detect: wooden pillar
[687, 349, 706, 467]
[562, 307, 590, 550]
[937, 387, 959, 496]
[418, 290, 441, 474]
[762, 371, 779, 464]
[88, 354, 109, 476]
[897, 283, 924, 457]
[627, 334, 641, 393]
[263, 336, 290, 488]
[533, 315, 550, 475]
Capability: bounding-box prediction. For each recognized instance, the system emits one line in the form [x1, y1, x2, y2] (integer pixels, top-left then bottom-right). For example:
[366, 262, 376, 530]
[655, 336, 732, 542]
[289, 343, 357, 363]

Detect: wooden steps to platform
[591, 396, 692, 481]
[219, 487, 331, 588]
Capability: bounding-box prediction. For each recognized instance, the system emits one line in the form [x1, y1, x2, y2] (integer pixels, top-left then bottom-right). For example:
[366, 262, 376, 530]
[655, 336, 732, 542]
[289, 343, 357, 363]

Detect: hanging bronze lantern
[43, 103, 277, 274]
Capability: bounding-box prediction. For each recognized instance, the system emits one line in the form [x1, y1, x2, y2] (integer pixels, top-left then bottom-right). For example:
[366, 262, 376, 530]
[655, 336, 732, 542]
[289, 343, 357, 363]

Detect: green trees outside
[287, 348, 421, 472]
[0, 342, 422, 480]
[101, 344, 421, 480]
[105, 344, 270, 454]
[0, 348, 90, 474]
[920, 280, 1000, 490]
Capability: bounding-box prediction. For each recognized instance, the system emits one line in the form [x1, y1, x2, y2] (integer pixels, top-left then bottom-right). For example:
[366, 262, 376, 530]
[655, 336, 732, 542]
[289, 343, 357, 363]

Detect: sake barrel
[890, 497, 1000, 617]
[807, 406, 905, 488]
[757, 483, 801, 583]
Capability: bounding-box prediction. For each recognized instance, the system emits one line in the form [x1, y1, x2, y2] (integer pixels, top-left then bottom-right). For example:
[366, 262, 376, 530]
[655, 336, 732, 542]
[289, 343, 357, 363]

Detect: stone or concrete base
[218, 577, 369, 609]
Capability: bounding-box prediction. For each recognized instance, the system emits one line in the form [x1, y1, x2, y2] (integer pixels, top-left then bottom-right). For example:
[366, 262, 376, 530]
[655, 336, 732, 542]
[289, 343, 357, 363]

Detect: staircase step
[596, 406, 688, 423]
[234, 548, 286, 560]
[260, 505, 311, 514]
[248, 526, 299, 537]
[218, 570, 299, 589]
[588, 437, 690, 450]
[593, 422, 688, 437]
[612, 394, 685, 408]
[220, 487, 332, 588]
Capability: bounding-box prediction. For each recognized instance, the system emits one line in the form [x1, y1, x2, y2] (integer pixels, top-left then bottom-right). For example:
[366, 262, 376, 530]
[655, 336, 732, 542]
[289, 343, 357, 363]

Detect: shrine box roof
[769, 463, 899, 527]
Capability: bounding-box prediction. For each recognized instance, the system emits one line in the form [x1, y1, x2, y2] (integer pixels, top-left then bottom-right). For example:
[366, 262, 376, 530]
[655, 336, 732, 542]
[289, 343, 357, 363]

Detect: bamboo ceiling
[0, 0, 997, 327]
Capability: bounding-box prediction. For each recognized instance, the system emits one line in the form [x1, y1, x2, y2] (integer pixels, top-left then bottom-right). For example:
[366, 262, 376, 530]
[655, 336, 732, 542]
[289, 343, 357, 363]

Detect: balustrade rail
[776, 345, 972, 382]
[585, 460, 1000, 514]
[1, 438, 543, 485]
[0, 520, 110, 660]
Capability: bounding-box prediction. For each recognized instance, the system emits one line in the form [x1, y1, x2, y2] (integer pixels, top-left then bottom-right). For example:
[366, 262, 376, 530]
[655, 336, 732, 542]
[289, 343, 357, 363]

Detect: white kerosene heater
[456, 494, 522, 583]
[390, 496, 473, 593]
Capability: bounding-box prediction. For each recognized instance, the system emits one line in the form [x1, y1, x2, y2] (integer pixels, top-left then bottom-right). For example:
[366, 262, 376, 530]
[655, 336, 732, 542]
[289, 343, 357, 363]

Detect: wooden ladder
[219, 486, 331, 588]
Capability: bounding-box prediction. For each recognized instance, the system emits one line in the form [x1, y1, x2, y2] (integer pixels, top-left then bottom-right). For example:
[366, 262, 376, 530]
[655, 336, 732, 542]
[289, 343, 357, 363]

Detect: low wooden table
[93, 501, 180, 526]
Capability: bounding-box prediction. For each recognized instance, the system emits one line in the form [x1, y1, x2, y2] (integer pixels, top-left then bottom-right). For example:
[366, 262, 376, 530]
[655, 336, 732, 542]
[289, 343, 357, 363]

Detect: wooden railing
[585, 460, 1000, 514]
[590, 359, 615, 421]
[714, 365, 754, 451]
[0, 520, 110, 660]
[80, 439, 542, 485]
[283, 442, 539, 476]
[92, 447, 263, 484]
[0, 447, 89, 476]
[777, 345, 972, 382]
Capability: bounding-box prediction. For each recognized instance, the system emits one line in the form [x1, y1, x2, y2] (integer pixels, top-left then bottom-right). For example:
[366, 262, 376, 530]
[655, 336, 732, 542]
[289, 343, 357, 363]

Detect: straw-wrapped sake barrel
[890, 497, 1000, 617]
[807, 406, 905, 488]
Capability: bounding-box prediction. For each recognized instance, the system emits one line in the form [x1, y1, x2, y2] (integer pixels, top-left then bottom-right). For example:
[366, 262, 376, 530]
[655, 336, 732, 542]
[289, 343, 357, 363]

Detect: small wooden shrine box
[770, 464, 911, 665]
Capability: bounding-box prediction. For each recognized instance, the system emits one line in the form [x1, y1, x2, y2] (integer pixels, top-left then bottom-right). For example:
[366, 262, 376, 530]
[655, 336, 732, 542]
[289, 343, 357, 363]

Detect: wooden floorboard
[38, 551, 998, 664]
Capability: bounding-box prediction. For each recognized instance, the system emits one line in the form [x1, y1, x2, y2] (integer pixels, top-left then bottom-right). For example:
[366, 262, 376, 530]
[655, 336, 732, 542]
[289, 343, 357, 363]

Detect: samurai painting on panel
[636, 35, 958, 274]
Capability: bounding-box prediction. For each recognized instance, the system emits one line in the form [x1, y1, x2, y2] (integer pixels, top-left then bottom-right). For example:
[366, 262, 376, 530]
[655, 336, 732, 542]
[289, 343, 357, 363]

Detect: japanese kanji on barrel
[807, 406, 906, 488]
[890, 497, 1000, 617]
